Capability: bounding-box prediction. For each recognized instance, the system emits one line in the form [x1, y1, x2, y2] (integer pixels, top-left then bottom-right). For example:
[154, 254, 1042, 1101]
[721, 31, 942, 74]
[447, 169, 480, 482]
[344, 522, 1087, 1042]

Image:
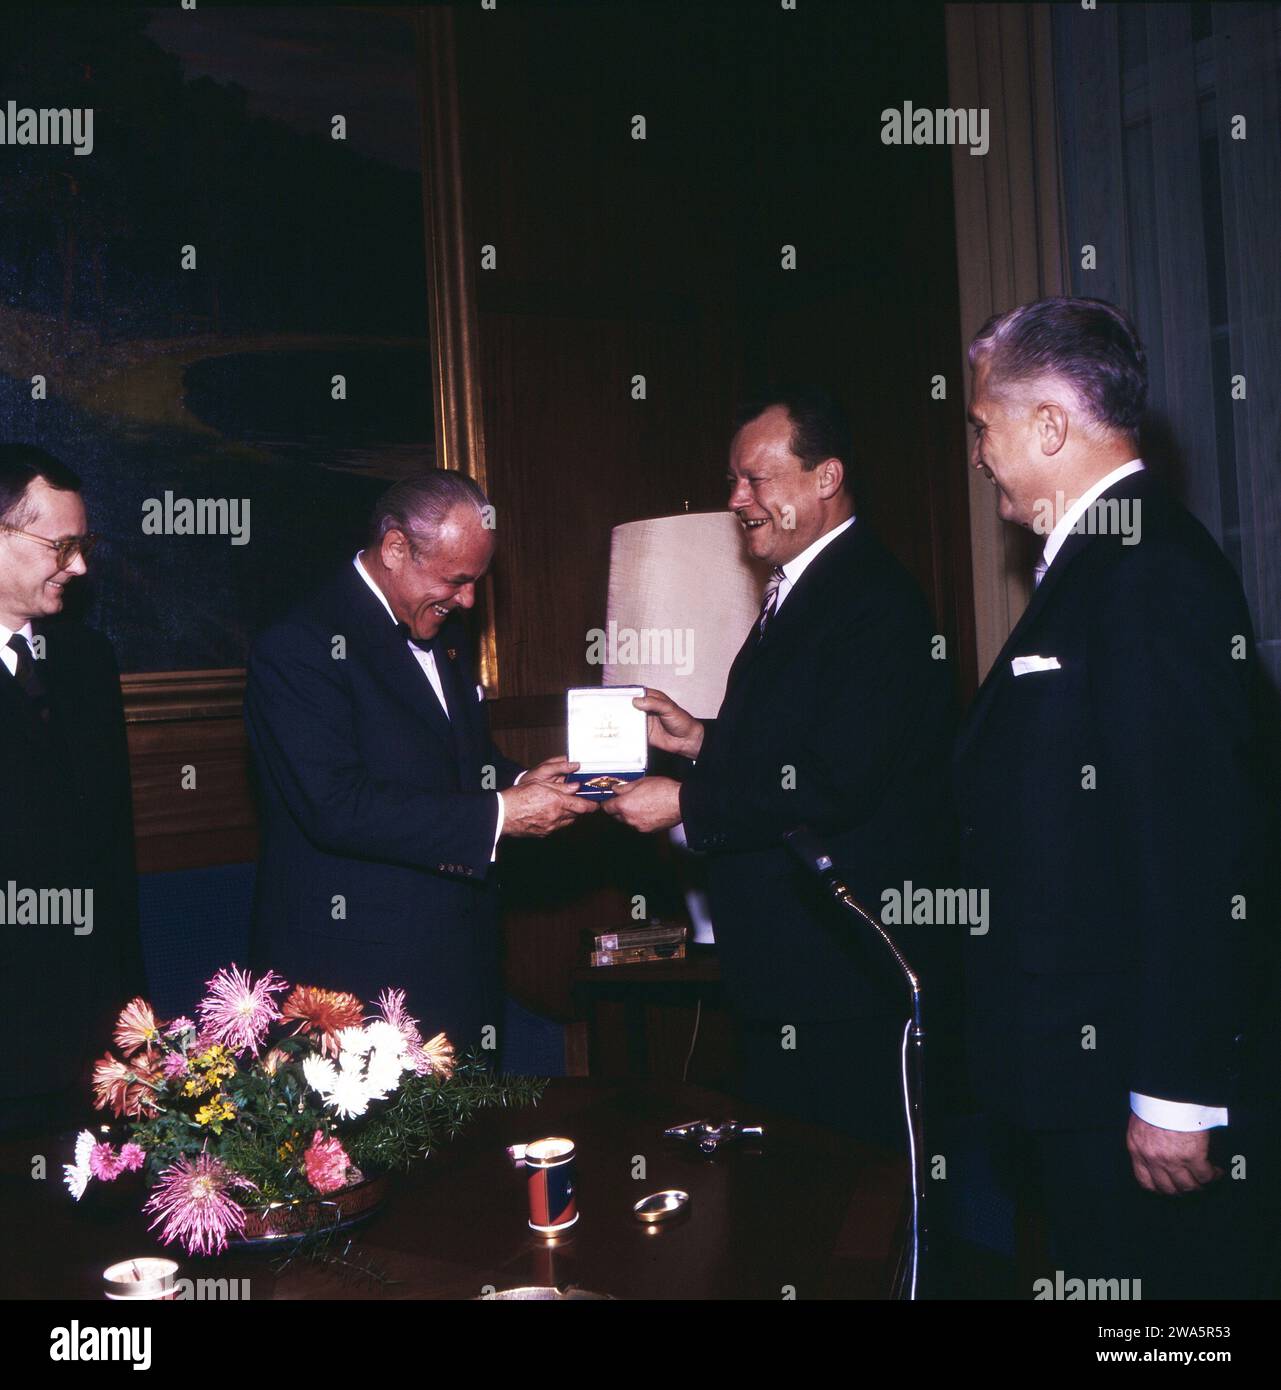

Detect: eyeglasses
[0, 524, 99, 568]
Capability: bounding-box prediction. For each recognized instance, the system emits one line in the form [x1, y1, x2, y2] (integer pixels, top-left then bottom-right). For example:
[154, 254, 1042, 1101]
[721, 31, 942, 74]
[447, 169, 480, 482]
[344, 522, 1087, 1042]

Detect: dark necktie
[756, 566, 786, 640]
[6, 631, 49, 719]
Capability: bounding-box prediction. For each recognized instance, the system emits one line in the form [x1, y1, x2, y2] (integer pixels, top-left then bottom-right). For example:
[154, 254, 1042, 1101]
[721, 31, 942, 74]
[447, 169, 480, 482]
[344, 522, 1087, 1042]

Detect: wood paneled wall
[125, 0, 974, 1028]
[452, 0, 974, 1020]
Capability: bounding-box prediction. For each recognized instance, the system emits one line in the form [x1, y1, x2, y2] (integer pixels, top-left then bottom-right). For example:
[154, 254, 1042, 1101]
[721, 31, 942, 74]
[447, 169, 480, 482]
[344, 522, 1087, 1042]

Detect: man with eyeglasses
[0, 444, 144, 1132]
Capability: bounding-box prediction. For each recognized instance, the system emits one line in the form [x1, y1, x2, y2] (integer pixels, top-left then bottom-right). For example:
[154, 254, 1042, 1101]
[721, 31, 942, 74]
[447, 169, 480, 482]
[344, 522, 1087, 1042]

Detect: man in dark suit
[246, 470, 593, 1056]
[0, 445, 143, 1131]
[604, 390, 956, 1146]
[957, 297, 1268, 1297]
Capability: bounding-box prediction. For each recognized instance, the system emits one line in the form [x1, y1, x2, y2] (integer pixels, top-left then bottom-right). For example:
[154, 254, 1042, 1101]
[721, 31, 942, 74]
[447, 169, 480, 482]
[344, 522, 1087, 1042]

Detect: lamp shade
[603, 511, 769, 719]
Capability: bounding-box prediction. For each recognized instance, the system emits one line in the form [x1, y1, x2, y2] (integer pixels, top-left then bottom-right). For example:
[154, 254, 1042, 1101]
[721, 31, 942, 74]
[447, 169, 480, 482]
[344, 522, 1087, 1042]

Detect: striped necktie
[757, 566, 786, 639]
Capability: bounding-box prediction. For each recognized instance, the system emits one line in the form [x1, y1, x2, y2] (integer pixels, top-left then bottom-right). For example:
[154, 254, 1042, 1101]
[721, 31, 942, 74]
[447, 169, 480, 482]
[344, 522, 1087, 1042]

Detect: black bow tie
[395, 622, 440, 655]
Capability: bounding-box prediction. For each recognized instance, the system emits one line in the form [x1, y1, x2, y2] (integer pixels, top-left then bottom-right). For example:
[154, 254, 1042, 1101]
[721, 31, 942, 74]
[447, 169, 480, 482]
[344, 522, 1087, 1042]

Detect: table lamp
[604, 511, 768, 944]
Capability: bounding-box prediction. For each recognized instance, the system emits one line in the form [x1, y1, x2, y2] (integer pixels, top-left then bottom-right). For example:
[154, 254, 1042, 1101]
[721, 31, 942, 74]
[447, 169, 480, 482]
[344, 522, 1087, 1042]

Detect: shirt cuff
[491, 772, 527, 861]
[1129, 1092, 1228, 1131]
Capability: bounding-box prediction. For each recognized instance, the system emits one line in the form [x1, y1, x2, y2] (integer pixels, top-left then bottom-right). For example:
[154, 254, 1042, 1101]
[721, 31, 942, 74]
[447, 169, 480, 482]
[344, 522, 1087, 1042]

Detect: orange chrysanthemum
[91, 1052, 133, 1116]
[113, 998, 159, 1057]
[421, 1031, 455, 1080]
[280, 985, 365, 1057]
[93, 1051, 161, 1118]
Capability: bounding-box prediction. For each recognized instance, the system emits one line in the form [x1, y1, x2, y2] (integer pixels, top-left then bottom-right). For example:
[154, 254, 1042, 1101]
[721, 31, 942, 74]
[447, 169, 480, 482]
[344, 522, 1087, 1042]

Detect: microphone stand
[783, 827, 927, 1300]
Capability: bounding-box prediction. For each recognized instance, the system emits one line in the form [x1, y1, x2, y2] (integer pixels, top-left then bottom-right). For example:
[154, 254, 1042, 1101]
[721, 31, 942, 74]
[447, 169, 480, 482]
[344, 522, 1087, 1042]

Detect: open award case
[566, 686, 649, 797]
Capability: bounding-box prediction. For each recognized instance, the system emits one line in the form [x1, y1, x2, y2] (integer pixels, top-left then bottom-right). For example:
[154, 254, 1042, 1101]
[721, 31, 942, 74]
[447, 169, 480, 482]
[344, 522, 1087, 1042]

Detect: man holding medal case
[601, 388, 957, 1147]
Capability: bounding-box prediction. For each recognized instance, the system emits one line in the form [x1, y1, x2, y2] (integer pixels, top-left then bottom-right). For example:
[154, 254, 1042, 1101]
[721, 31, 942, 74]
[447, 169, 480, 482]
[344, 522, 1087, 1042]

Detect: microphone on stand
[783, 826, 928, 1301]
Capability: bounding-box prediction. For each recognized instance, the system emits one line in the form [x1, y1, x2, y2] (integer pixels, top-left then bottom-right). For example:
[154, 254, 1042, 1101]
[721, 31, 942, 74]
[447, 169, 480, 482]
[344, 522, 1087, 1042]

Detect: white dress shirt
[773, 515, 856, 613]
[353, 554, 508, 858]
[1034, 458, 1145, 586]
[0, 620, 35, 677]
[1033, 465, 1227, 1133]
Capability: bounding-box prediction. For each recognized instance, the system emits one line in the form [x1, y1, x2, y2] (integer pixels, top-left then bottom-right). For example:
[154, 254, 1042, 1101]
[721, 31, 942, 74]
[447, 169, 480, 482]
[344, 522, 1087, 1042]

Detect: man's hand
[1127, 1112, 1224, 1194]
[520, 756, 580, 786]
[633, 689, 704, 759]
[500, 779, 596, 837]
[601, 775, 683, 832]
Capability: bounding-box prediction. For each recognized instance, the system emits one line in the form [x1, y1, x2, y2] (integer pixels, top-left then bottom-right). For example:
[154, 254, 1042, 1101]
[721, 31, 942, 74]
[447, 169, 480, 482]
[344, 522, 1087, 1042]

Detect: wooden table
[0, 1078, 907, 1300]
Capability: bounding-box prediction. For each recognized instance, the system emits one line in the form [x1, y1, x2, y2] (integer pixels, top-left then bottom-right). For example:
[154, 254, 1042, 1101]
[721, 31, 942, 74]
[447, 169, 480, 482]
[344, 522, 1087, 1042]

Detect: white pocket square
[1011, 655, 1062, 677]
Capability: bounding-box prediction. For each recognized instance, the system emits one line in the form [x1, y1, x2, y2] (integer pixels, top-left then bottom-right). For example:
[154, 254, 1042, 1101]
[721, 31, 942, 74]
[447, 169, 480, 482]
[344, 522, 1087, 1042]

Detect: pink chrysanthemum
[303, 1130, 352, 1195]
[196, 965, 287, 1057]
[143, 1153, 252, 1257]
[113, 998, 160, 1057]
[165, 1016, 195, 1036]
[119, 1143, 146, 1173]
[373, 988, 451, 1076]
[89, 1143, 126, 1182]
[161, 1052, 188, 1081]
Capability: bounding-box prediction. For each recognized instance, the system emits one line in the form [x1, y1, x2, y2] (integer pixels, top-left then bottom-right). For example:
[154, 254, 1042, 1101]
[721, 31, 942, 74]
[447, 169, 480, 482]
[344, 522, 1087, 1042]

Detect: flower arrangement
[66, 965, 545, 1256]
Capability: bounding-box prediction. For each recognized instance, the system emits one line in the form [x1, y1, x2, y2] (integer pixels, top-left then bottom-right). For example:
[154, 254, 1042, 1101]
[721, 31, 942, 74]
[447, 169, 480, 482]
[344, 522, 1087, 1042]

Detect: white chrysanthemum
[302, 1053, 337, 1097]
[63, 1129, 96, 1201]
[364, 1048, 407, 1099]
[364, 1020, 407, 1057]
[335, 1025, 369, 1056]
[327, 1069, 373, 1120]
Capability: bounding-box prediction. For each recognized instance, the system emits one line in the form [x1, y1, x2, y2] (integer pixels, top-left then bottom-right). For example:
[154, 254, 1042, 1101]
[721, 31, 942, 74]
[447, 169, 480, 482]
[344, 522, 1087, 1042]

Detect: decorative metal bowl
[479, 1286, 613, 1300]
[234, 1171, 390, 1246]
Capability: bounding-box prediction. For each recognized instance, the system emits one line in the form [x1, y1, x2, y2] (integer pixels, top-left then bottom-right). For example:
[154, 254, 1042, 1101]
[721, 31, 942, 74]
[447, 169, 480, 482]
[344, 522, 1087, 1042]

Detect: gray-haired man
[246, 470, 593, 1055]
[956, 297, 1267, 1297]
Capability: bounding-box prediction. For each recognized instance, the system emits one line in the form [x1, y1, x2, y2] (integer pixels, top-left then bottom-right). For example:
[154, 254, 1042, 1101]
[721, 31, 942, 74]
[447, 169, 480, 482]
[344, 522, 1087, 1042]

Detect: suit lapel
[338, 566, 456, 751]
[0, 666, 42, 744]
[721, 521, 865, 707]
[955, 472, 1151, 758]
[954, 560, 1067, 761]
[432, 623, 485, 786]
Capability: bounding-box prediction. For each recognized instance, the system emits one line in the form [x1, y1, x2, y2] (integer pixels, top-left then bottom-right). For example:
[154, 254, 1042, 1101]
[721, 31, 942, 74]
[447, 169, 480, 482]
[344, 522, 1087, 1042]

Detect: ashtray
[631, 1189, 691, 1224]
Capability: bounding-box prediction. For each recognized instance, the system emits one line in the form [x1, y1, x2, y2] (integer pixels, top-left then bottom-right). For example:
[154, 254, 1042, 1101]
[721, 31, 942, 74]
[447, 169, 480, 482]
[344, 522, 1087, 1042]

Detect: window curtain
[945, 3, 1069, 680]
[1053, 1, 1281, 708]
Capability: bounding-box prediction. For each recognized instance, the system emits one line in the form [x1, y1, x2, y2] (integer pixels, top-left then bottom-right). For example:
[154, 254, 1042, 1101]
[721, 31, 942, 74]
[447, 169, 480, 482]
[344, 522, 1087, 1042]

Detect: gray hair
[369, 469, 490, 550]
[968, 296, 1148, 437]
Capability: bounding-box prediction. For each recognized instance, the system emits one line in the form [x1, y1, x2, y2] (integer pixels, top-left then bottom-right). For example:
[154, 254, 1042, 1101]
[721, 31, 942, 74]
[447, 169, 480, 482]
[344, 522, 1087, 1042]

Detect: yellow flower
[194, 1095, 237, 1126]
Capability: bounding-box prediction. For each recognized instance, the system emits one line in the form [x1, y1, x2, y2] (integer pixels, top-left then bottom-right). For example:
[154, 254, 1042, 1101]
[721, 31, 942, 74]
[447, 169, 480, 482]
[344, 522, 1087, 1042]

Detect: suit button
[962, 825, 975, 839]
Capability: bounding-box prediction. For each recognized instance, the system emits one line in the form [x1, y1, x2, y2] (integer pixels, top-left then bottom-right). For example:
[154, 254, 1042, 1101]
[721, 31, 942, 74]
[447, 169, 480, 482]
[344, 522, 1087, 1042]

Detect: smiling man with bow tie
[957, 297, 1269, 1298]
[246, 470, 593, 1057]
